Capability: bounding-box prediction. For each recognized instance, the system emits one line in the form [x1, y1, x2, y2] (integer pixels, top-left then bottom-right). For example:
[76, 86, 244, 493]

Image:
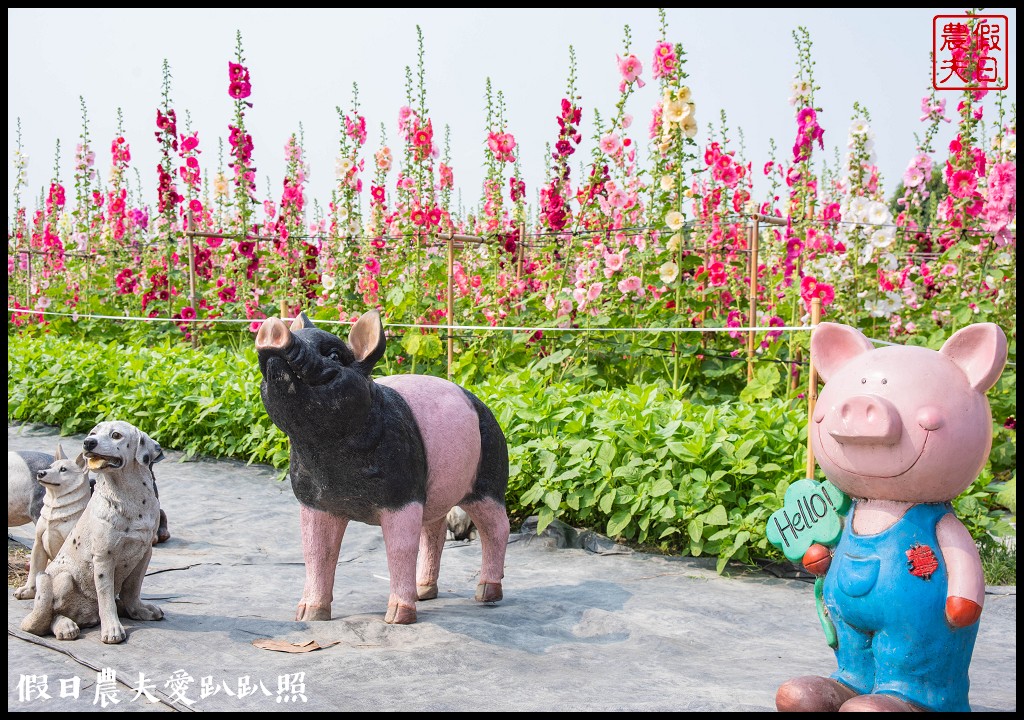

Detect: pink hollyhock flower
[618, 276, 643, 295]
[903, 166, 925, 188]
[586, 282, 603, 302]
[616, 54, 645, 92]
[439, 164, 454, 189]
[719, 164, 739, 188]
[599, 132, 622, 155]
[617, 54, 643, 82]
[652, 41, 677, 80]
[607, 186, 628, 208]
[940, 263, 958, 276]
[604, 250, 626, 274]
[949, 169, 977, 198]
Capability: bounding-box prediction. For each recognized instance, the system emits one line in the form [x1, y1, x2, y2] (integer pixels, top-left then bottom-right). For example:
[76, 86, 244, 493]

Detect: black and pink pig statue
[255, 309, 510, 625]
[777, 321, 1008, 712]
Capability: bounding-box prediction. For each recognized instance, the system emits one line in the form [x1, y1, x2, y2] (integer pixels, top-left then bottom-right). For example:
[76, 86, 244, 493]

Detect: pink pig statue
[255, 310, 510, 625]
[776, 322, 1008, 712]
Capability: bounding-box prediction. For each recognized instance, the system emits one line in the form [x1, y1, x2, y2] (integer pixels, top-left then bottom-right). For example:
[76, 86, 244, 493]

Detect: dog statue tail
[20, 572, 55, 636]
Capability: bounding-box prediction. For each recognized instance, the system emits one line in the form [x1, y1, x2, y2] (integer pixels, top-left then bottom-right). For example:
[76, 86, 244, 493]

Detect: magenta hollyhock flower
[812, 283, 835, 306]
[949, 170, 977, 198]
[229, 80, 252, 100]
[179, 306, 197, 321]
[365, 257, 381, 275]
[371, 185, 385, 203]
[428, 207, 442, 226]
[410, 208, 427, 226]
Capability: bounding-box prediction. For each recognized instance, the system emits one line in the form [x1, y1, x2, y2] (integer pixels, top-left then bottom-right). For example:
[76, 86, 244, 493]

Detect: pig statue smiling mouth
[255, 309, 511, 625]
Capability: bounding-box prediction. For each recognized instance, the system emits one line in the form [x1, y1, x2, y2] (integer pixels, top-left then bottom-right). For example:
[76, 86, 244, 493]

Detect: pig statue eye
[327, 349, 341, 363]
[861, 378, 867, 384]
[881, 378, 887, 384]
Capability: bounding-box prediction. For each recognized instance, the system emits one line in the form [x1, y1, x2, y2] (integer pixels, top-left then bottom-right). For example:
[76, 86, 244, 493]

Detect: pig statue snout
[255, 316, 293, 352]
[824, 394, 901, 445]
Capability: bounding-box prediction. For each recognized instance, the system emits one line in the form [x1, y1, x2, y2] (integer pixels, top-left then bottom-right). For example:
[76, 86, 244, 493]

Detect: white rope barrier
[7, 307, 1015, 367]
[5, 307, 813, 334]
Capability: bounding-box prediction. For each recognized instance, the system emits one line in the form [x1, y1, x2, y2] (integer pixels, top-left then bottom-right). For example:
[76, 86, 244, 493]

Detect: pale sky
[7, 8, 1018, 225]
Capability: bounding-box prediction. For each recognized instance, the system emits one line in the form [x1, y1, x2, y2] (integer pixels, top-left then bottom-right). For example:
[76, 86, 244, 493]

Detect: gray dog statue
[20, 420, 166, 643]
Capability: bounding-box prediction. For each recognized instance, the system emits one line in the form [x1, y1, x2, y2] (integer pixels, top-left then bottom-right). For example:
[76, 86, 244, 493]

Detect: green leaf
[704, 504, 728, 526]
[651, 478, 673, 497]
[607, 509, 631, 537]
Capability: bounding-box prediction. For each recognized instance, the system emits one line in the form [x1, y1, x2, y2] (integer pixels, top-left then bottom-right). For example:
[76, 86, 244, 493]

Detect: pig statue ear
[54, 443, 67, 461]
[289, 311, 316, 333]
[349, 309, 387, 375]
[811, 322, 875, 382]
[940, 323, 1008, 393]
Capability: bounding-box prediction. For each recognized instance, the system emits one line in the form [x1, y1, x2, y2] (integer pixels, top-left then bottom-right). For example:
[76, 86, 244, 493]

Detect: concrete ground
[8, 423, 1016, 712]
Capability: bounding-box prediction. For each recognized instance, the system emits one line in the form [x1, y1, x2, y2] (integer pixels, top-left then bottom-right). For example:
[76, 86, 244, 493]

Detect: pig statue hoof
[296, 603, 331, 622]
[775, 675, 858, 712]
[385, 603, 417, 625]
[475, 582, 503, 603]
[417, 583, 438, 601]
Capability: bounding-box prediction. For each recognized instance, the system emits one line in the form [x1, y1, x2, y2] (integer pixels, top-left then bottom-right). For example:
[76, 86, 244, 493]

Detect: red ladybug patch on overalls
[906, 543, 939, 580]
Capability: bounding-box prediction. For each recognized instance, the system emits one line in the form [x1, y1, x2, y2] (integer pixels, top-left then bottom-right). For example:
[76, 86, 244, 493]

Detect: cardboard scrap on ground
[252, 638, 341, 653]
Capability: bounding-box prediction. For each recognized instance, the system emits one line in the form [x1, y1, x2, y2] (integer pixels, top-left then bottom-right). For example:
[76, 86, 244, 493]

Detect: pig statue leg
[297, 505, 348, 622]
[463, 498, 510, 602]
[416, 516, 448, 601]
[380, 503, 424, 624]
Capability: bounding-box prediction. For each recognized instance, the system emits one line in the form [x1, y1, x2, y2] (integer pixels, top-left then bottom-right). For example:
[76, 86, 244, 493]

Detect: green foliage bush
[7, 326, 1014, 574]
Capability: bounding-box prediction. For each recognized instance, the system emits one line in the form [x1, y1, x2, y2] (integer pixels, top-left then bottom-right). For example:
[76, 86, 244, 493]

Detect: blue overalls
[822, 501, 979, 712]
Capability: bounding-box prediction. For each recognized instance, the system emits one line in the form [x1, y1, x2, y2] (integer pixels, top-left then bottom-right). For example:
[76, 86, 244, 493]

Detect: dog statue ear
[136, 431, 166, 467]
[75, 452, 87, 471]
[54, 443, 67, 461]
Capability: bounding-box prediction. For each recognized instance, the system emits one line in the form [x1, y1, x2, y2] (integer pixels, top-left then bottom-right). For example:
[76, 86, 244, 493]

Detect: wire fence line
[9, 306, 1012, 369]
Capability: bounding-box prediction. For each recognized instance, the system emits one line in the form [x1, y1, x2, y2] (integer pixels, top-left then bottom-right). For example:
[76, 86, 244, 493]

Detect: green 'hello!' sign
[767, 478, 851, 563]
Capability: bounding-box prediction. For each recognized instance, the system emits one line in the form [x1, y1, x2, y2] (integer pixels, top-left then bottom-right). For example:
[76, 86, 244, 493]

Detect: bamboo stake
[516, 223, 525, 281]
[25, 252, 32, 308]
[746, 216, 760, 381]
[447, 233, 455, 380]
[187, 231, 199, 348]
[805, 297, 822, 479]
